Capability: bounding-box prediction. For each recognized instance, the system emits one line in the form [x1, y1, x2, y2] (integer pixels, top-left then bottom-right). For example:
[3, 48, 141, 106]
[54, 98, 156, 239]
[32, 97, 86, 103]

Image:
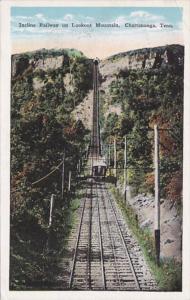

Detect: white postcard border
[1, 1, 190, 300]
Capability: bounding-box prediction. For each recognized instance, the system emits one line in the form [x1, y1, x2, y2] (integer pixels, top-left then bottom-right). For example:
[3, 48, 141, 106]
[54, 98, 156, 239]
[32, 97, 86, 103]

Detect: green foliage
[111, 185, 182, 291]
[70, 56, 93, 103]
[10, 50, 92, 289]
[10, 47, 184, 289]
[101, 65, 183, 199]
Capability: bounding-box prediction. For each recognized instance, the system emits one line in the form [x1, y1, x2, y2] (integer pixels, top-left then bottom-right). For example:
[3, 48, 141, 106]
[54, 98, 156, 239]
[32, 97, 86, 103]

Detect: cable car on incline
[93, 57, 99, 65]
[92, 158, 107, 178]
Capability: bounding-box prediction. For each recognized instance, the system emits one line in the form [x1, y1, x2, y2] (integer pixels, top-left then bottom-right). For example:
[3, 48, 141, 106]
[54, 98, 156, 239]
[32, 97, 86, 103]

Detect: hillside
[70, 44, 183, 203]
[10, 44, 183, 289]
[71, 44, 184, 263]
[98, 44, 183, 200]
[98, 44, 183, 263]
[11, 48, 93, 289]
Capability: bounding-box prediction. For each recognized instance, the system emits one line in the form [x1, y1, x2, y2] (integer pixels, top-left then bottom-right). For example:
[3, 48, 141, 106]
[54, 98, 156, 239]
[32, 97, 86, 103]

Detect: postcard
[1, 0, 190, 299]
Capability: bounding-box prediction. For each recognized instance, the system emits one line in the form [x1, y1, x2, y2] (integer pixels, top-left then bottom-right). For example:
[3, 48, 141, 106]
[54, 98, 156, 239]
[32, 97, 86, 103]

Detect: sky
[11, 7, 183, 58]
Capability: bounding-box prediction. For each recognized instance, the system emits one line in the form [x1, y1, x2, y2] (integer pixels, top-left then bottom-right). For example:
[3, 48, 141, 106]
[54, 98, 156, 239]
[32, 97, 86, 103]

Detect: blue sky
[12, 7, 182, 22]
[11, 7, 183, 36]
[11, 7, 183, 58]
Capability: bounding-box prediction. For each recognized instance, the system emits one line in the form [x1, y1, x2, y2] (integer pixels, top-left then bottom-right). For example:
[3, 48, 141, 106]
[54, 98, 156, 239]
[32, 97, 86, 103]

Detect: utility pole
[68, 171, 72, 192]
[69, 56, 75, 108]
[107, 144, 110, 176]
[61, 152, 65, 199]
[78, 159, 81, 173]
[124, 136, 127, 203]
[114, 138, 117, 179]
[49, 194, 55, 228]
[154, 124, 160, 265]
[47, 194, 55, 250]
[107, 144, 110, 166]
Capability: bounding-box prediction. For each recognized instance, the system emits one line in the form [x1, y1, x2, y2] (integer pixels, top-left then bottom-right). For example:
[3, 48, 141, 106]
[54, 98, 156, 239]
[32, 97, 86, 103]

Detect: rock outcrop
[11, 45, 184, 131]
[128, 192, 182, 262]
[99, 44, 184, 80]
[11, 54, 64, 77]
[11, 55, 30, 77]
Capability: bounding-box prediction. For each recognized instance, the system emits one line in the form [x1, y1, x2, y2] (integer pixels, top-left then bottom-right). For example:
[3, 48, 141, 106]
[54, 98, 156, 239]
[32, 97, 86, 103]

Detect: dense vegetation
[10, 50, 92, 289]
[10, 45, 184, 290]
[111, 185, 182, 291]
[100, 62, 183, 204]
[99, 46, 183, 291]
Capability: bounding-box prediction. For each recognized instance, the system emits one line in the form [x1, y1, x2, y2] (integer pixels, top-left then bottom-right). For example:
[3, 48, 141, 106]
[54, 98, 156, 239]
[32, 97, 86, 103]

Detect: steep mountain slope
[99, 44, 183, 200]
[97, 44, 183, 262]
[11, 48, 93, 289]
[70, 44, 183, 204]
[10, 44, 184, 289]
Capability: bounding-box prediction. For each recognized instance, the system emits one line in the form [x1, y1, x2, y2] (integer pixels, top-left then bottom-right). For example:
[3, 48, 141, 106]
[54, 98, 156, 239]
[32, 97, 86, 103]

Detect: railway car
[92, 160, 107, 178]
[93, 57, 99, 65]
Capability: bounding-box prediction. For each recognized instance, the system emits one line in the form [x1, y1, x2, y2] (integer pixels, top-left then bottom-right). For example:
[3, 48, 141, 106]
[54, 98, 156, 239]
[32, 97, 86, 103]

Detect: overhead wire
[11, 159, 64, 194]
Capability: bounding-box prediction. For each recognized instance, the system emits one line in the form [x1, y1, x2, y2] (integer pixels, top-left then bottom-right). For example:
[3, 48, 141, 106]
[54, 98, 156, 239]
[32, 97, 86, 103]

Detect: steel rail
[103, 183, 141, 290]
[98, 183, 122, 288]
[95, 181, 106, 290]
[69, 180, 91, 289]
[91, 61, 100, 158]
[88, 179, 93, 289]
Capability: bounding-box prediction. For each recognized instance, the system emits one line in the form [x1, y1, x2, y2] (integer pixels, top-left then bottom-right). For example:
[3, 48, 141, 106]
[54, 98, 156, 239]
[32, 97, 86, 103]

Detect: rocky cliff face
[12, 54, 64, 77]
[96, 44, 184, 124]
[71, 44, 184, 130]
[12, 44, 183, 79]
[11, 48, 85, 77]
[100, 44, 184, 80]
[11, 44, 184, 130]
[31, 55, 64, 72]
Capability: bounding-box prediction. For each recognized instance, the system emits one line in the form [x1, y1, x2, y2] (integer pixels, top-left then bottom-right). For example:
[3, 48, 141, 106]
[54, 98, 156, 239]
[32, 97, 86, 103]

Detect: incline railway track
[90, 58, 101, 158]
[60, 179, 157, 290]
[58, 59, 157, 291]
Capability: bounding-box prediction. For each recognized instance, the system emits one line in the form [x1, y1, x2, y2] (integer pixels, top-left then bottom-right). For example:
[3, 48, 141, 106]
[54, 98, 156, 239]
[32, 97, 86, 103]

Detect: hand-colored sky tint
[11, 7, 183, 58]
